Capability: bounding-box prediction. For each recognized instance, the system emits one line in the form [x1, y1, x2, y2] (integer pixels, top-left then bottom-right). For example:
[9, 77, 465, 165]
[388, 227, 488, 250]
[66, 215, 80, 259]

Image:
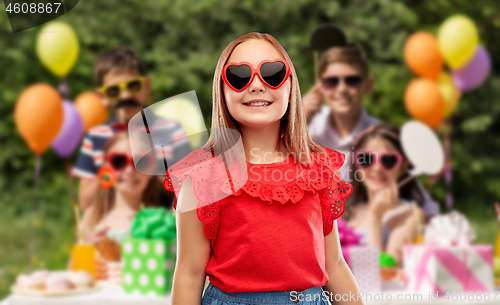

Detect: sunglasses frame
[106, 151, 153, 173]
[222, 59, 291, 92]
[99, 76, 146, 101]
[321, 75, 364, 90]
[354, 150, 404, 173]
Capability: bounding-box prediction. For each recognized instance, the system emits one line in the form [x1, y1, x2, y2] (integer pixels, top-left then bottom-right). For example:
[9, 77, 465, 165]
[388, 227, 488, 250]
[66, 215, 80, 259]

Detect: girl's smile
[242, 99, 273, 108]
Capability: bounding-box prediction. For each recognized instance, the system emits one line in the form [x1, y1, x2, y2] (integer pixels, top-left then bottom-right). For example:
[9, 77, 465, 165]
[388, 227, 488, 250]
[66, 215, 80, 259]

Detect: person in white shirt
[303, 44, 439, 220]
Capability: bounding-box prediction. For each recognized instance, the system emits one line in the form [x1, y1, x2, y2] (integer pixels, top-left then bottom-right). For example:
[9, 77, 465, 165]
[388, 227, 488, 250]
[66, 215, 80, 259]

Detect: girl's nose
[122, 161, 136, 173]
[248, 75, 266, 93]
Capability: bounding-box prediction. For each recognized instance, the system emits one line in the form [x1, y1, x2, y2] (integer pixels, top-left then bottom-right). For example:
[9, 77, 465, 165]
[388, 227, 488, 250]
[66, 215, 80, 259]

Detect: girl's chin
[365, 180, 389, 191]
[237, 117, 280, 128]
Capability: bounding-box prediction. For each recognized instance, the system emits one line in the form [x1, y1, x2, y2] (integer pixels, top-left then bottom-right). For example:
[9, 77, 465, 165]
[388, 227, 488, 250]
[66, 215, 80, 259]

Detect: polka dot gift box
[121, 208, 176, 296]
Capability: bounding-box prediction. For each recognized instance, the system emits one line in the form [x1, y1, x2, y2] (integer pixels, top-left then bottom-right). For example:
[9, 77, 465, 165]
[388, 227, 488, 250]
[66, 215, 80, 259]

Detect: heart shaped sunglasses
[106, 152, 154, 173]
[354, 150, 403, 172]
[222, 59, 290, 92]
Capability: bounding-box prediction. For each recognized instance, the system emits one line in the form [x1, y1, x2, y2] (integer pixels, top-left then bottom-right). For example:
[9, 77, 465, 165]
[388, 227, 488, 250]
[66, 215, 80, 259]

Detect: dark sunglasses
[321, 75, 363, 90]
[99, 77, 145, 101]
[106, 152, 153, 173]
[222, 59, 291, 92]
[354, 150, 403, 173]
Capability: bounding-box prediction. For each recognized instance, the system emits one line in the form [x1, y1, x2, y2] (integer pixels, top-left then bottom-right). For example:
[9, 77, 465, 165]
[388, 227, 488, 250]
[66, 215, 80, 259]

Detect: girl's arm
[323, 220, 365, 305]
[385, 206, 420, 264]
[364, 184, 399, 252]
[171, 176, 211, 305]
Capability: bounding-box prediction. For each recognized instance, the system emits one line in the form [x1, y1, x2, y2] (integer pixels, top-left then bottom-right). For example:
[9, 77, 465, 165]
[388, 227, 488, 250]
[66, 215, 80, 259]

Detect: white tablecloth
[2, 281, 499, 305]
[0, 282, 171, 305]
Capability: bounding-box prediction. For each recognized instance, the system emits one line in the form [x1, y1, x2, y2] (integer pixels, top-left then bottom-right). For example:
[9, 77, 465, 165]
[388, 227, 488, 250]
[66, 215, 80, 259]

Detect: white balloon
[401, 121, 445, 176]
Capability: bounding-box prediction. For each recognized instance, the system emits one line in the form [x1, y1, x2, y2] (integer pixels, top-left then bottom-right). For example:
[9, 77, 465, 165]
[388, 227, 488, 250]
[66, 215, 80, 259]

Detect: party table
[0, 282, 171, 305]
[2, 281, 499, 305]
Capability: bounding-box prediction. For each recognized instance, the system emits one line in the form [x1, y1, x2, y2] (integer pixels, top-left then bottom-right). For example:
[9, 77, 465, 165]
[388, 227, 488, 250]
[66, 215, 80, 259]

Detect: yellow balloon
[153, 97, 206, 148]
[438, 72, 461, 118]
[36, 22, 79, 77]
[438, 15, 478, 69]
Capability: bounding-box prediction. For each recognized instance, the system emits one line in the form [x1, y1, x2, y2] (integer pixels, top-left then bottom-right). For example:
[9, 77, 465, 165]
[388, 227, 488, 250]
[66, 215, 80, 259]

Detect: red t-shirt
[164, 146, 352, 293]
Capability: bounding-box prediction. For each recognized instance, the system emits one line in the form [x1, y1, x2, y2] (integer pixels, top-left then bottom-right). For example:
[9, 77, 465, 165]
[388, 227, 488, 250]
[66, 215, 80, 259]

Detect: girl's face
[357, 137, 406, 193]
[104, 138, 151, 197]
[223, 39, 291, 129]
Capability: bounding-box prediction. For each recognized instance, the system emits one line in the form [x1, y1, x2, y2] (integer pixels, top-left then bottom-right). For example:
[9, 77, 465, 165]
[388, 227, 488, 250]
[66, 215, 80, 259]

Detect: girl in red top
[165, 32, 363, 305]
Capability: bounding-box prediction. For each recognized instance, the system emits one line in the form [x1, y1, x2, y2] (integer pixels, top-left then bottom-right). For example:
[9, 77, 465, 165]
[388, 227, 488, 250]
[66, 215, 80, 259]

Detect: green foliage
[1, 0, 500, 297]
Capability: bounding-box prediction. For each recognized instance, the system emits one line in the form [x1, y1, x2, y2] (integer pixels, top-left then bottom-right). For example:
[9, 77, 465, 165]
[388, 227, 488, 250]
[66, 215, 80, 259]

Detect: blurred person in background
[71, 47, 192, 211]
[346, 123, 426, 265]
[302, 44, 439, 221]
[78, 131, 162, 244]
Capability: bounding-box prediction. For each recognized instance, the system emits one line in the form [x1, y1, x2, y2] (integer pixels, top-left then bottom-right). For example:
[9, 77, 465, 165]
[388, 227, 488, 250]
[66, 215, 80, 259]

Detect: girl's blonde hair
[209, 32, 324, 166]
[89, 132, 161, 228]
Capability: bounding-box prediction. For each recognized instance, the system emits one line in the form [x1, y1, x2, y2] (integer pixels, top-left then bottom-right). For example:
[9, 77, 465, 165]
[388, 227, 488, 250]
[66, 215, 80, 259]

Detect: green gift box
[121, 208, 176, 296]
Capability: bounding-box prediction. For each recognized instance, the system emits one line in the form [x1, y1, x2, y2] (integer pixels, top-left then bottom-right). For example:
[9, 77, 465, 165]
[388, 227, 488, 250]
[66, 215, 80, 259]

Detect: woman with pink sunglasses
[346, 123, 426, 265]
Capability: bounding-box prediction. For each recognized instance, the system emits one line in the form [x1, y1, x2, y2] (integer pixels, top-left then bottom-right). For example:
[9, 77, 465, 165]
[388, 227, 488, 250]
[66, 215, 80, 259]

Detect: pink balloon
[451, 46, 491, 92]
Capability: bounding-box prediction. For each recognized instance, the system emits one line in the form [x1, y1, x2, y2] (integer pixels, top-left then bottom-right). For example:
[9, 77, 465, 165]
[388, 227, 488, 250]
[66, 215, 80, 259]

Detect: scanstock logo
[4, 0, 79, 33]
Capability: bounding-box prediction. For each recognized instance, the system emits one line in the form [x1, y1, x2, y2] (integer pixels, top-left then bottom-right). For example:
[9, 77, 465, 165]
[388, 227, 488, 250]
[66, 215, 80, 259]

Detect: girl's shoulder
[164, 146, 242, 209]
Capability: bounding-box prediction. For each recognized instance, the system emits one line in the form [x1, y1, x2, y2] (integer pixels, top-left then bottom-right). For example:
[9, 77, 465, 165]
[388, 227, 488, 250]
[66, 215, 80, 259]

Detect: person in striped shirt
[72, 47, 192, 211]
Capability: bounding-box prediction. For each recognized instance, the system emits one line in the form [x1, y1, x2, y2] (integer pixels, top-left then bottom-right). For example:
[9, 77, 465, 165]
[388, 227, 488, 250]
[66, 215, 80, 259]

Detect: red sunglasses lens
[260, 62, 287, 87]
[381, 154, 399, 170]
[226, 65, 252, 90]
[110, 155, 128, 171]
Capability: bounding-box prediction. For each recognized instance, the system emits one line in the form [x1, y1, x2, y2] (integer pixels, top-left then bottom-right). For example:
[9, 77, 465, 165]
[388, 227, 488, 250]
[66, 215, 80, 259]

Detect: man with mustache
[72, 47, 192, 211]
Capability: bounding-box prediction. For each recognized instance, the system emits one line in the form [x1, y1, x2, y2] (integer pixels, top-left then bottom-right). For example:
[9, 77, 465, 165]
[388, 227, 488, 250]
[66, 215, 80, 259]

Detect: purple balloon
[451, 45, 491, 92]
[52, 100, 84, 157]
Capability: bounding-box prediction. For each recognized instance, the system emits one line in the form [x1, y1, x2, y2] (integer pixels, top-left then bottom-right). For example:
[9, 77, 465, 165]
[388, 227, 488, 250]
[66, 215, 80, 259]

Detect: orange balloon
[404, 78, 445, 129]
[404, 32, 443, 80]
[74, 92, 108, 132]
[15, 84, 64, 154]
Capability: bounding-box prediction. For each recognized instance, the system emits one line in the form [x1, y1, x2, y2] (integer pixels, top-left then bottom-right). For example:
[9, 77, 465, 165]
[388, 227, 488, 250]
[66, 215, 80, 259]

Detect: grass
[0, 212, 498, 300]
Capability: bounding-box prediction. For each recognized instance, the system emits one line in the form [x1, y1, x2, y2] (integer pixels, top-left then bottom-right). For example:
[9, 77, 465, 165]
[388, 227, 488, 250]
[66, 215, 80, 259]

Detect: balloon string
[29, 154, 42, 271]
[65, 159, 82, 242]
[58, 78, 70, 100]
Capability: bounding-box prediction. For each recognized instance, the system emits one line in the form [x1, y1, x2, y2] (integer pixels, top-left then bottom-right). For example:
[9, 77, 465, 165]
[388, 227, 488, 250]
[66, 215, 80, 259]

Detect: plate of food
[12, 270, 100, 297]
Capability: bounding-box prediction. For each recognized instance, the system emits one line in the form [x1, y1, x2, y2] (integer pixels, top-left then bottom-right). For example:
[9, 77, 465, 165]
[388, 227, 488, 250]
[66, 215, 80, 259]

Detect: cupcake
[379, 253, 399, 281]
[16, 274, 45, 290]
[69, 271, 94, 289]
[45, 275, 75, 292]
[95, 237, 121, 262]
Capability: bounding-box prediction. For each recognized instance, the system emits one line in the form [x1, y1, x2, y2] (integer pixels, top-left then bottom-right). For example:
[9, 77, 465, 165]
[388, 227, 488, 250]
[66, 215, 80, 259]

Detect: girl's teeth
[248, 102, 270, 106]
